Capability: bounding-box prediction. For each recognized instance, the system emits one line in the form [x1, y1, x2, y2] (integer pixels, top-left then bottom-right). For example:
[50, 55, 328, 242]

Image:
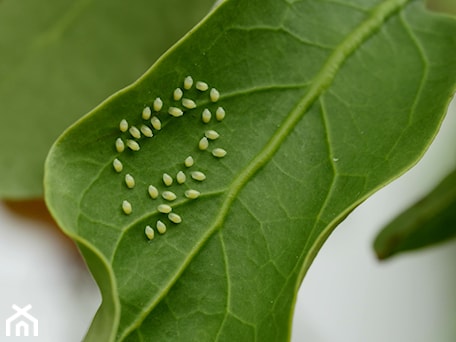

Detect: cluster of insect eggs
[142, 161, 204, 240]
[112, 75, 227, 241]
[120, 158, 203, 239]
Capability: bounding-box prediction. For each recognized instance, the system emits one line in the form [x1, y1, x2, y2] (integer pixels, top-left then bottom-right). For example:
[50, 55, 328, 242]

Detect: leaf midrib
[216, 0, 412, 232]
[118, 0, 413, 338]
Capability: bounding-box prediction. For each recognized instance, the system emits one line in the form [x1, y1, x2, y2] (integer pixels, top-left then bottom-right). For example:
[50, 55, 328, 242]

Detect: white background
[0, 99, 455, 341]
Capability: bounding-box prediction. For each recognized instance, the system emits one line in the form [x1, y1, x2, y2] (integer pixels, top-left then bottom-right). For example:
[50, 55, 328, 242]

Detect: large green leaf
[0, 0, 213, 199]
[44, 0, 456, 340]
[374, 167, 456, 259]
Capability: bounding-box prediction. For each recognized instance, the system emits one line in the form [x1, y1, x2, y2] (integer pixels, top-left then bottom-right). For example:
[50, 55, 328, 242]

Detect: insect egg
[184, 156, 194, 168]
[168, 213, 182, 224]
[185, 189, 200, 199]
[122, 200, 132, 215]
[182, 98, 197, 109]
[142, 106, 152, 120]
[168, 107, 184, 117]
[176, 171, 186, 184]
[191, 171, 206, 181]
[215, 107, 225, 121]
[210, 88, 220, 102]
[113, 158, 123, 172]
[151, 116, 161, 130]
[145, 225, 155, 240]
[163, 173, 173, 186]
[196, 81, 208, 91]
[212, 148, 227, 158]
[205, 130, 220, 140]
[157, 204, 172, 214]
[129, 126, 141, 139]
[156, 220, 167, 234]
[184, 76, 193, 90]
[116, 138, 125, 152]
[148, 185, 159, 199]
[173, 88, 183, 101]
[199, 137, 209, 150]
[119, 119, 128, 132]
[153, 97, 163, 112]
[140, 124, 153, 137]
[126, 139, 140, 151]
[201, 108, 211, 123]
[125, 174, 135, 188]
[162, 191, 177, 201]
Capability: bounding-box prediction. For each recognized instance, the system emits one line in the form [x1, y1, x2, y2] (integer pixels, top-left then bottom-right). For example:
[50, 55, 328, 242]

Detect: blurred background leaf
[374, 168, 456, 259]
[0, 0, 213, 199]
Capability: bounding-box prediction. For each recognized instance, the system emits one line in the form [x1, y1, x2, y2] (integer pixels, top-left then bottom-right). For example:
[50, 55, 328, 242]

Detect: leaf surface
[44, 0, 456, 341]
[374, 168, 456, 259]
[0, 0, 213, 198]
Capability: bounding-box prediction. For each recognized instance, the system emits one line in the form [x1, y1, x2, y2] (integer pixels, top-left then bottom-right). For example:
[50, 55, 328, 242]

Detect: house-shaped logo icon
[5, 304, 38, 337]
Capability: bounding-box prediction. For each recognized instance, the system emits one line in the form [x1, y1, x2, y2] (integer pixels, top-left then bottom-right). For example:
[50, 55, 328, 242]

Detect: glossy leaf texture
[374, 168, 456, 259]
[44, 0, 456, 341]
[0, 0, 213, 199]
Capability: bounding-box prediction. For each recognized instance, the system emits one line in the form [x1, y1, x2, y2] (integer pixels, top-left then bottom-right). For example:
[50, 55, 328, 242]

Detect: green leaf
[0, 0, 213, 199]
[374, 168, 456, 260]
[44, 0, 456, 340]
